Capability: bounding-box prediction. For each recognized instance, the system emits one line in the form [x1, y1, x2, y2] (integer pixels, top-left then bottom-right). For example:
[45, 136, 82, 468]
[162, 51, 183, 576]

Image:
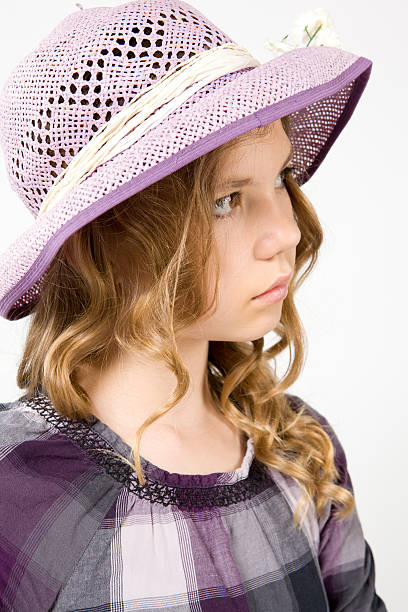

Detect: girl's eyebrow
[217, 143, 294, 190]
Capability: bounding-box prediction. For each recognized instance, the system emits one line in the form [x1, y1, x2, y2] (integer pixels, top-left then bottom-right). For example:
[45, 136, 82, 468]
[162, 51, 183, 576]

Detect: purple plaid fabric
[0, 392, 386, 611]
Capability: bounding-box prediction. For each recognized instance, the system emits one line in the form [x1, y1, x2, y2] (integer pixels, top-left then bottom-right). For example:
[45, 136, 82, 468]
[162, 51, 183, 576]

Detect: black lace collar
[18, 391, 273, 510]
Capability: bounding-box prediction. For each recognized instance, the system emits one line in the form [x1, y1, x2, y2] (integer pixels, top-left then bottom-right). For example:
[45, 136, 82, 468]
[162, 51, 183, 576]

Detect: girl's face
[182, 119, 301, 343]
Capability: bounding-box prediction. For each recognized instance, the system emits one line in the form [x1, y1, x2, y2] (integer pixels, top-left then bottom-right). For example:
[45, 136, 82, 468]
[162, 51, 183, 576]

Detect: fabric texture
[0, 392, 387, 611]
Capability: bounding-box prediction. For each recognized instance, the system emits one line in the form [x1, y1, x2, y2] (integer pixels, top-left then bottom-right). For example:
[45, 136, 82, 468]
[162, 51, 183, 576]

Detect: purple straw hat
[0, 0, 372, 321]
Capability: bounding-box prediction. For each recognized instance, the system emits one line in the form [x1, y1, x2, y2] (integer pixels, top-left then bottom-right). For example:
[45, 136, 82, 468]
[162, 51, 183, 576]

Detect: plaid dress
[0, 392, 387, 611]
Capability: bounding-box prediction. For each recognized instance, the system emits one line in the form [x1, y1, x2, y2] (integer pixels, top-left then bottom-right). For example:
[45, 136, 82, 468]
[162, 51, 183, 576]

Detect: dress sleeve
[287, 394, 388, 611]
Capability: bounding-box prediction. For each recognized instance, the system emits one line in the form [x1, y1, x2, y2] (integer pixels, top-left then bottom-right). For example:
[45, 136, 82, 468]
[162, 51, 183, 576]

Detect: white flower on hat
[265, 7, 342, 57]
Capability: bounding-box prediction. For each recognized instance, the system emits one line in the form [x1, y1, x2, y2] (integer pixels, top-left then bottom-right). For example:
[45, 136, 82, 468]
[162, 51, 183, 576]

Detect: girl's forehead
[219, 128, 286, 162]
[225, 121, 283, 150]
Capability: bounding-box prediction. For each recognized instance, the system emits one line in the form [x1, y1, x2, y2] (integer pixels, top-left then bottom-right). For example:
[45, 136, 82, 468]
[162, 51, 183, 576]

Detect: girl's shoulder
[285, 391, 338, 429]
[0, 395, 54, 446]
[284, 392, 349, 478]
[283, 393, 387, 609]
[0, 396, 124, 610]
[0, 394, 123, 491]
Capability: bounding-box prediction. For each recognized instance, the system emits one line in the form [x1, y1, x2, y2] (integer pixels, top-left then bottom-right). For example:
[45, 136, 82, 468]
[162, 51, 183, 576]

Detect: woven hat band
[36, 42, 261, 219]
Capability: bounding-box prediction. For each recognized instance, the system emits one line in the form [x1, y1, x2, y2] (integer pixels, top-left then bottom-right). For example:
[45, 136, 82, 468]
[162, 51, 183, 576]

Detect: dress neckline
[89, 412, 255, 488]
[19, 391, 257, 489]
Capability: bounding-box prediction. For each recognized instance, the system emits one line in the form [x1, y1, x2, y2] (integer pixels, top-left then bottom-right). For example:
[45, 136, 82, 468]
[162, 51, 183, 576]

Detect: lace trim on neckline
[18, 392, 272, 510]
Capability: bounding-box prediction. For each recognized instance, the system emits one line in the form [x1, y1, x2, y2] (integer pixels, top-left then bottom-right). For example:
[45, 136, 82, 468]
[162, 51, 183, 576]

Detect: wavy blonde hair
[17, 114, 355, 529]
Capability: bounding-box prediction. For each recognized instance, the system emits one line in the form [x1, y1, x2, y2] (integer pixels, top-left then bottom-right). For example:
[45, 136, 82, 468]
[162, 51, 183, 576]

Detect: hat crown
[0, 0, 234, 216]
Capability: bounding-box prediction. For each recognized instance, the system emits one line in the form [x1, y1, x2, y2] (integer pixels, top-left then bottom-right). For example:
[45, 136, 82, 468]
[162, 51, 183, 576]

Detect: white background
[0, 1, 406, 609]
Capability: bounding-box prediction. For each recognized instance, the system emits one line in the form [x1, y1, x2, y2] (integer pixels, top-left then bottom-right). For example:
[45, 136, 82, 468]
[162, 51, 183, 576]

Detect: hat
[0, 0, 372, 321]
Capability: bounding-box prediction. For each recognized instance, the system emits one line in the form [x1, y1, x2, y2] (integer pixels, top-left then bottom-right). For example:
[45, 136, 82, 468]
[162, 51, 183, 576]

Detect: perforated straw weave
[0, 0, 372, 320]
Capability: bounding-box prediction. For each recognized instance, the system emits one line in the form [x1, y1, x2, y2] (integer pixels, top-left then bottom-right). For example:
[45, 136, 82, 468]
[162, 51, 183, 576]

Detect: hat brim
[0, 45, 372, 320]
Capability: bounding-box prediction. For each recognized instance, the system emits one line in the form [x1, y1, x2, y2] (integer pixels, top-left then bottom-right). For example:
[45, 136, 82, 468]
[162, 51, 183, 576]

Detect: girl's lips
[252, 272, 292, 298]
[251, 283, 289, 304]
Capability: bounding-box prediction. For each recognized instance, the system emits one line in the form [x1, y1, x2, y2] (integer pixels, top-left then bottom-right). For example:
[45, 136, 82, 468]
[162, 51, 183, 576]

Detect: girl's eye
[213, 166, 294, 220]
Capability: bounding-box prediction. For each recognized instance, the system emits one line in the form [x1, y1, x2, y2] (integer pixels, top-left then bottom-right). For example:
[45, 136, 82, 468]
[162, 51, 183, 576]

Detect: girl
[0, 1, 386, 610]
